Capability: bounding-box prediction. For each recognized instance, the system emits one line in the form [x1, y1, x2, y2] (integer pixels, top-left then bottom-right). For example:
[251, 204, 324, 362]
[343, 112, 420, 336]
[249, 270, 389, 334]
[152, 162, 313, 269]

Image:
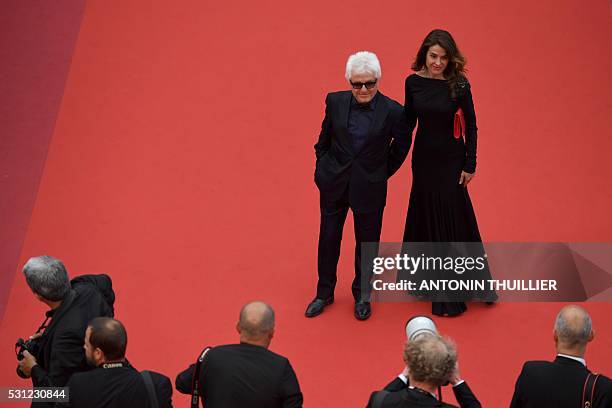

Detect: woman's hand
[459, 171, 474, 187]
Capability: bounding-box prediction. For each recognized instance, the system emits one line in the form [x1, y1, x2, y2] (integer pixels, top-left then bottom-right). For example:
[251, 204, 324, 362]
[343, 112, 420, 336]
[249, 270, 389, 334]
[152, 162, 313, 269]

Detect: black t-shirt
[176, 343, 303, 408]
[63, 364, 172, 408]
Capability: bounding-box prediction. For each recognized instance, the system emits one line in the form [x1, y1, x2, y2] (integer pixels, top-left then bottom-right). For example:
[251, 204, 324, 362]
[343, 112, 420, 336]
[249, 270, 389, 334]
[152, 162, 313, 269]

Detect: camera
[405, 316, 438, 341]
[15, 337, 40, 379]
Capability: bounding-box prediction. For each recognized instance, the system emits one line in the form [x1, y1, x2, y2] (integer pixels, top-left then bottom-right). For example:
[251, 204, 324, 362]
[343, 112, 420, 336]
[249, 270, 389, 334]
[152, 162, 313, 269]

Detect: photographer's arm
[383, 366, 409, 391]
[280, 361, 303, 408]
[31, 331, 84, 387]
[154, 373, 174, 408]
[450, 363, 481, 408]
[175, 364, 196, 394]
[452, 382, 481, 408]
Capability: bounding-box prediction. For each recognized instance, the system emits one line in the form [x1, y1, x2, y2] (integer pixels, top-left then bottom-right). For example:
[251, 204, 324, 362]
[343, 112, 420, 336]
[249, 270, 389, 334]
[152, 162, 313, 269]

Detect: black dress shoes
[305, 297, 334, 318]
[354, 301, 371, 320]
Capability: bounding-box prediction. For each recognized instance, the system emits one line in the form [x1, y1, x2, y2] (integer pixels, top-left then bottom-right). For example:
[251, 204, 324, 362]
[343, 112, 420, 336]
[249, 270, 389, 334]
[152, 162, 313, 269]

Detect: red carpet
[1, 0, 611, 406]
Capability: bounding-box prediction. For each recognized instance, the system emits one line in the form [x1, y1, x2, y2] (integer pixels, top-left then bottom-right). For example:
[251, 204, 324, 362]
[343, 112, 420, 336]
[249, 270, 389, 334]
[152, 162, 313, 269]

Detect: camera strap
[141, 370, 159, 408]
[191, 347, 212, 408]
[581, 372, 600, 408]
[101, 362, 127, 369]
[36, 316, 52, 334]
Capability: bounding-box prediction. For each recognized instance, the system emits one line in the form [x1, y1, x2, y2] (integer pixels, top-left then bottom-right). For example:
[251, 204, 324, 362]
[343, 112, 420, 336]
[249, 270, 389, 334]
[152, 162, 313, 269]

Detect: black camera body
[15, 337, 40, 379]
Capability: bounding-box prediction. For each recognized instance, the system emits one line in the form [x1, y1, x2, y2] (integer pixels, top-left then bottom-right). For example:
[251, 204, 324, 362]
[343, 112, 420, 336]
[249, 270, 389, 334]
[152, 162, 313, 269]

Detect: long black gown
[403, 73, 486, 317]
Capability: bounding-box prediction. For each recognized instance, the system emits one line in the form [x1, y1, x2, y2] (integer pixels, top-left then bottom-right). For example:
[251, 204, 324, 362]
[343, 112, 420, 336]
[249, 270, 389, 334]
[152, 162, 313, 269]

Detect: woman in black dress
[403, 29, 491, 317]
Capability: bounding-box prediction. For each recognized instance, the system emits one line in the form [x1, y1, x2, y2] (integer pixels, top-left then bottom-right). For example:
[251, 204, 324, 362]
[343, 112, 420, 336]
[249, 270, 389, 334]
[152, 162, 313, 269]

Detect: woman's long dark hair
[412, 29, 467, 98]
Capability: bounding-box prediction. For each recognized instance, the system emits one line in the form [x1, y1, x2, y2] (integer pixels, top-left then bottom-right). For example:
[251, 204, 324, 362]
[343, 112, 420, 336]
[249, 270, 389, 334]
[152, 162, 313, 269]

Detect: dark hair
[88, 317, 127, 361]
[22, 255, 71, 301]
[412, 29, 467, 98]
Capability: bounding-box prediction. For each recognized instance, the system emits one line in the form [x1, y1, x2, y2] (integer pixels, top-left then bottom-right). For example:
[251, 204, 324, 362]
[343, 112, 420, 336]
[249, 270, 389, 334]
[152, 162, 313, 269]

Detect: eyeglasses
[350, 80, 377, 90]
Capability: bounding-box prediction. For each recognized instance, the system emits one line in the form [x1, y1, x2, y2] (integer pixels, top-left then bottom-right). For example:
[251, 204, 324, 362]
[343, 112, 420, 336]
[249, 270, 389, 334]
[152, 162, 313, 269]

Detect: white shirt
[557, 353, 586, 366]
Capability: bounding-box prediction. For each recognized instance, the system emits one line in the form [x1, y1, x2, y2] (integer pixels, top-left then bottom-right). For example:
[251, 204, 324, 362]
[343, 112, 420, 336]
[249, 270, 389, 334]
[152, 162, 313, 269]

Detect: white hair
[345, 51, 381, 81]
[23, 255, 70, 301]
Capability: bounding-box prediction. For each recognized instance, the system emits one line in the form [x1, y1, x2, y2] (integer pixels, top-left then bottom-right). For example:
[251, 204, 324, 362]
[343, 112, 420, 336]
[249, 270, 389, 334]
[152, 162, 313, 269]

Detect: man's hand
[29, 332, 43, 341]
[459, 171, 474, 187]
[18, 350, 38, 378]
[449, 361, 463, 386]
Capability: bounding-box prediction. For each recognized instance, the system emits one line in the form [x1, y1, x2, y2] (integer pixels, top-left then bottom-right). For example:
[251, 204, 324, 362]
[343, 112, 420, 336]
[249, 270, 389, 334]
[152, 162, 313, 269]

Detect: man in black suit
[16, 256, 115, 408]
[367, 335, 481, 407]
[306, 51, 411, 320]
[176, 301, 303, 407]
[510, 305, 612, 407]
[61, 317, 172, 407]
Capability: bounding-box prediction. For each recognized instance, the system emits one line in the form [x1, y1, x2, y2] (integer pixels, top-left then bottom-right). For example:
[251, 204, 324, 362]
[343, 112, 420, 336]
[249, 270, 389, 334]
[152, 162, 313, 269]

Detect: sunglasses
[350, 80, 377, 90]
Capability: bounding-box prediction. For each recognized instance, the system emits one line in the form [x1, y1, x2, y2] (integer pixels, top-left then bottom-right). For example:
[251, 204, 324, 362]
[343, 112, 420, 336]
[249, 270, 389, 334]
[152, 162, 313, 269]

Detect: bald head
[238, 301, 275, 344]
[554, 305, 592, 350]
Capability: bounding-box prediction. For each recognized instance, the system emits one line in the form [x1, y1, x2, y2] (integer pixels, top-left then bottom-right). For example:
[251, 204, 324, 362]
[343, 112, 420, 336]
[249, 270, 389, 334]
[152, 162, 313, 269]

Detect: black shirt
[62, 362, 173, 408]
[348, 92, 378, 153]
[176, 343, 303, 408]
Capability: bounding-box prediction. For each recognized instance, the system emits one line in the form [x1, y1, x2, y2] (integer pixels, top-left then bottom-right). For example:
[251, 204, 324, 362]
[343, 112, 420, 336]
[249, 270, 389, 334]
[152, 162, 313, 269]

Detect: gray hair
[345, 51, 381, 81]
[22, 256, 70, 301]
[238, 301, 275, 339]
[404, 335, 457, 387]
[554, 305, 592, 347]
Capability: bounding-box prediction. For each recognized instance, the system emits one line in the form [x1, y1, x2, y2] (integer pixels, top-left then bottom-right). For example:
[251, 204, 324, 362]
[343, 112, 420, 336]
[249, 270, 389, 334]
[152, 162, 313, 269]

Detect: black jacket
[366, 376, 481, 408]
[314, 91, 411, 213]
[510, 356, 612, 407]
[61, 364, 172, 408]
[29, 275, 114, 407]
[176, 343, 303, 408]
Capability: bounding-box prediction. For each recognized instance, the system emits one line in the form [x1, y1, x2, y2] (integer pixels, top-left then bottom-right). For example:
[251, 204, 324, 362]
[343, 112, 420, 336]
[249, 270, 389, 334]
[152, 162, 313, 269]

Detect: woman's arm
[459, 81, 477, 174]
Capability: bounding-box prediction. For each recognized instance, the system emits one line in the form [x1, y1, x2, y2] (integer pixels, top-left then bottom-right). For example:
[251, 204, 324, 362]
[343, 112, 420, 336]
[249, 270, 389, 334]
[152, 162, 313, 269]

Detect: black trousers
[316, 190, 384, 302]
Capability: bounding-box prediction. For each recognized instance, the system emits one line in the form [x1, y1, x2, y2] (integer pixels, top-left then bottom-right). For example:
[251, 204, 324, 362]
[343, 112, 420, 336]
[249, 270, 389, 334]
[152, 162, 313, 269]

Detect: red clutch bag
[454, 108, 465, 139]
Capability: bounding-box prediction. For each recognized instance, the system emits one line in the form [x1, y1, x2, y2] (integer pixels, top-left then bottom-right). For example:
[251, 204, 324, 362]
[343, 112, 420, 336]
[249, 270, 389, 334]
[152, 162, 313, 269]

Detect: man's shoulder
[379, 93, 402, 111]
[146, 370, 172, 386]
[325, 90, 351, 102]
[143, 370, 173, 397]
[522, 360, 554, 369]
[519, 358, 593, 379]
[67, 367, 104, 385]
[210, 344, 290, 365]
[593, 372, 612, 386]
[519, 360, 558, 374]
[71, 275, 114, 304]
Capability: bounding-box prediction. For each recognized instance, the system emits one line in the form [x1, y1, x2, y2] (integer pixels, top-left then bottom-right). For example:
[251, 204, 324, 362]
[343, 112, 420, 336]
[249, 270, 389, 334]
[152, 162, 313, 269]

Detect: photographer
[366, 335, 481, 408]
[175, 301, 303, 408]
[59, 317, 172, 407]
[16, 256, 114, 406]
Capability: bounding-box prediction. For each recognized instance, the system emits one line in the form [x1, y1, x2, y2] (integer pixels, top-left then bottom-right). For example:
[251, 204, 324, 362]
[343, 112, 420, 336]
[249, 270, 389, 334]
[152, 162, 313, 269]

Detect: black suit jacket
[176, 343, 303, 408]
[314, 91, 411, 213]
[61, 365, 172, 408]
[510, 356, 612, 407]
[30, 275, 114, 408]
[366, 376, 481, 408]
